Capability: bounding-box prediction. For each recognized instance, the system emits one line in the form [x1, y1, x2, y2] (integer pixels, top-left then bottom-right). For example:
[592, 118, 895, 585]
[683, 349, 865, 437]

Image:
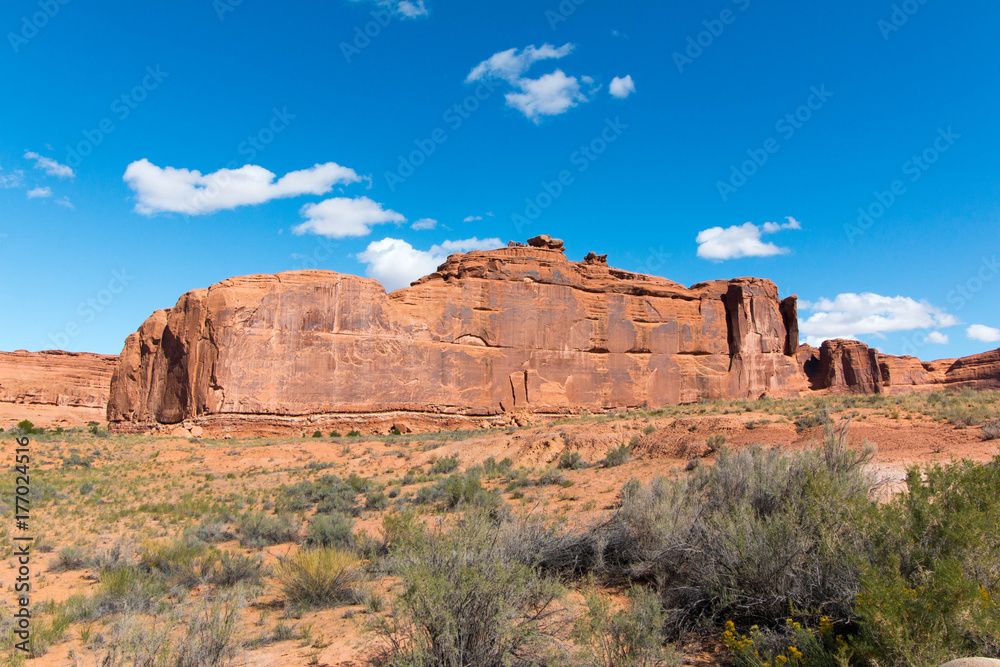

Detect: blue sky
[1, 0, 998, 359]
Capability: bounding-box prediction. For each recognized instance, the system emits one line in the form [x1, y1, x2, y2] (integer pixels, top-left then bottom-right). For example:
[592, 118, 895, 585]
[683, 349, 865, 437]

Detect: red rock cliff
[107, 246, 806, 429]
[0, 350, 118, 409]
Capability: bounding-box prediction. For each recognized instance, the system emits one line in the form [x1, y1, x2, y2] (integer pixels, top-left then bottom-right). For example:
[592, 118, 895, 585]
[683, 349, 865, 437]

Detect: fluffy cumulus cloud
[467, 43, 595, 123]
[410, 218, 437, 230]
[23, 151, 74, 179]
[924, 331, 949, 345]
[798, 293, 959, 344]
[357, 237, 502, 291]
[123, 159, 362, 215]
[967, 324, 1000, 343]
[696, 216, 801, 261]
[294, 197, 405, 238]
[609, 75, 636, 99]
[347, 0, 428, 18]
[463, 215, 483, 222]
[26, 186, 52, 199]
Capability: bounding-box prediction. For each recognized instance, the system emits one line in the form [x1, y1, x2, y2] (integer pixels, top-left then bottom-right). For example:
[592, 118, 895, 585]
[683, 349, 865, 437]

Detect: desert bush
[347, 429, 361, 437]
[192, 518, 236, 544]
[87, 613, 171, 666]
[304, 511, 355, 549]
[704, 433, 726, 452]
[50, 545, 87, 572]
[982, 419, 1000, 441]
[575, 423, 879, 634]
[372, 509, 562, 667]
[205, 551, 267, 587]
[312, 429, 323, 438]
[724, 617, 849, 667]
[94, 565, 166, 617]
[173, 592, 247, 666]
[794, 406, 832, 431]
[237, 511, 300, 548]
[572, 583, 678, 667]
[274, 547, 361, 608]
[851, 456, 1000, 666]
[430, 455, 459, 474]
[601, 443, 631, 468]
[558, 451, 588, 470]
[140, 537, 219, 588]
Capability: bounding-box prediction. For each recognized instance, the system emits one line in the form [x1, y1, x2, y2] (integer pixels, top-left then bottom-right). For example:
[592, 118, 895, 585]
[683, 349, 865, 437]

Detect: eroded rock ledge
[107, 244, 806, 432]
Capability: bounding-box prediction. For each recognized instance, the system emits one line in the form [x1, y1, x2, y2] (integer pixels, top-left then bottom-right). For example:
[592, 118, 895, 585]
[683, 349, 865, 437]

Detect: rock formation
[0, 350, 117, 409]
[107, 244, 806, 433]
[797, 338, 1000, 394]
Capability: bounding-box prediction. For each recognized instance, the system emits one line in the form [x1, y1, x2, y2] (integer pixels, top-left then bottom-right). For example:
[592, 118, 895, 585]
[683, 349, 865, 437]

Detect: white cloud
[609, 75, 636, 99]
[23, 151, 74, 179]
[294, 196, 405, 238]
[348, 0, 428, 18]
[123, 159, 362, 216]
[56, 196, 74, 209]
[411, 217, 437, 230]
[467, 44, 593, 123]
[463, 215, 482, 222]
[26, 186, 52, 199]
[467, 43, 574, 83]
[967, 324, 1000, 343]
[357, 236, 502, 291]
[506, 70, 588, 122]
[696, 217, 802, 261]
[799, 293, 959, 340]
[924, 331, 949, 344]
[0, 168, 25, 189]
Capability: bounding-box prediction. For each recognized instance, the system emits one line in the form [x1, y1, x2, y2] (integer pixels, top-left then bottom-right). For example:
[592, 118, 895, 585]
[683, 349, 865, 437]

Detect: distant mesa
[2, 237, 996, 436]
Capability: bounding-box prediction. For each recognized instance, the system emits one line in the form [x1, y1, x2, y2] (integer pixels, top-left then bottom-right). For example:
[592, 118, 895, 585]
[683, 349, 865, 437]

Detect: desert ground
[2, 390, 998, 666]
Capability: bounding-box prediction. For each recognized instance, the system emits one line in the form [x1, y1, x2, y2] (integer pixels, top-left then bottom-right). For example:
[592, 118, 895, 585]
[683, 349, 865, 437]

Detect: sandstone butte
[0, 349, 117, 409]
[94, 238, 999, 435]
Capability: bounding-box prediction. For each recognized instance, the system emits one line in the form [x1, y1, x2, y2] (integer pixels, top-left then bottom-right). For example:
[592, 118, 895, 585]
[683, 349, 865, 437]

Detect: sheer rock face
[797, 339, 1000, 395]
[107, 247, 806, 429]
[0, 350, 117, 408]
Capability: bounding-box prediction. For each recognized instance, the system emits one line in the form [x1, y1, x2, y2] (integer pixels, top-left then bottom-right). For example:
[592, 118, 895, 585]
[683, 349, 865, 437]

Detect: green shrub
[274, 547, 360, 608]
[852, 456, 1000, 666]
[16, 419, 38, 435]
[642, 424, 656, 435]
[312, 430, 323, 438]
[205, 551, 267, 587]
[347, 429, 361, 437]
[372, 509, 562, 667]
[601, 443, 631, 468]
[330, 430, 343, 438]
[173, 592, 247, 666]
[304, 512, 355, 549]
[558, 451, 588, 470]
[430, 455, 459, 474]
[237, 512, 300, 548]
[705, 433, 725, 452]
[572, 584, 678, 667]
[94, 566, 166, 617]
[982, 419, 1000, 441]
[794, 407, 832, 432]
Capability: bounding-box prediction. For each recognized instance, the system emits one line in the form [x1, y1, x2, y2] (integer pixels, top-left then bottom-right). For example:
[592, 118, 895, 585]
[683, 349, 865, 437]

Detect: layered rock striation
[0, 350, 118, 409]
[107, 245, 807, 431]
